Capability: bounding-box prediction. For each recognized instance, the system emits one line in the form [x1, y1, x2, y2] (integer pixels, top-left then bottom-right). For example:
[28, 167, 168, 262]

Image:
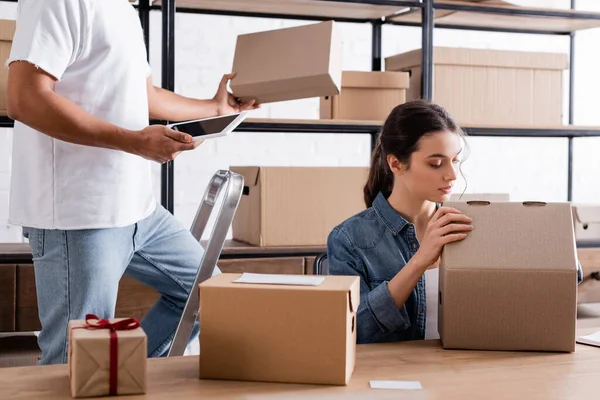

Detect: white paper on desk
[233, 273, 326, 286]
[370, 380, 423, 390]
[576, 331, 600, 347]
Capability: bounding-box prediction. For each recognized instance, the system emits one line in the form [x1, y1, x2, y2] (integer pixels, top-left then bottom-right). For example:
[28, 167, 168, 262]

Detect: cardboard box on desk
[320, 71, 410, 121]
[230, 166, 368, 246]
[230, 20, 342, 104]
[198, 273, 360, 385]
[68, 316, 147, 398]
[385, 46, 568, 126]
[572, 205, 600, 244]
[438, 201, 578, 352]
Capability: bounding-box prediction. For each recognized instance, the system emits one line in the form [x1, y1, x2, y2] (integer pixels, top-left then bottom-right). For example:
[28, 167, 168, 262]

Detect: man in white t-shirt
[6, 0, 258, 365]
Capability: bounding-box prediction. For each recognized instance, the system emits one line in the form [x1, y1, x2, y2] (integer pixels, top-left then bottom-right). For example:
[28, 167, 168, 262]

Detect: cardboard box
[449, 193, 510, 202]
[230, 20, 342, 104]
[68, 317, 147, 398]
[319, 71, 409, 121]
[0, 20, 15, 115]
[572, 205, 600, 244]
[199, 273, 360, 385]
[385, 47, 568, 126]
[439, 201, 578, 352]
[230, 166, 368, 246]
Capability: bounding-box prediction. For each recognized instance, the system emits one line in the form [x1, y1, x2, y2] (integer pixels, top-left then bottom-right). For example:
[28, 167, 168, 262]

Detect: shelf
[389, 0, 600, 35]
[150, 0, 421, 22]
[461, 124, 600, 138]
[4, 115, 600, 138]
[239, 118, 382, 134]
[240, 118, 600, 138]
[0, 241, 325, 264]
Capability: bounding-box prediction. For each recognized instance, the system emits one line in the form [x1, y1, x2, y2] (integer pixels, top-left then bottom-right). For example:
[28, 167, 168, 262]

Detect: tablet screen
[171, 114, 240, 137]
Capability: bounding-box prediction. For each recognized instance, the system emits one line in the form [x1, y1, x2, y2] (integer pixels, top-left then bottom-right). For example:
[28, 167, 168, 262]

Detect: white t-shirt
[7, 0, 156, 230]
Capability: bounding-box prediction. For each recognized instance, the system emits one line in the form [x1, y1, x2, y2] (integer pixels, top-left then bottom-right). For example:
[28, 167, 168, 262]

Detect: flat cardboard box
[320, 71, 409, 121]
[385, 46, 568, 126]
[68, 318, 147, 398]
[449, 193, 510, 202]
[230, 20, 341, 104]
[439, 201, 578, 352]
[572, 205, 600, 244]
[230, 166, 368, 246]
[0, 20, 15, 116]
[198, 273, 360, 385]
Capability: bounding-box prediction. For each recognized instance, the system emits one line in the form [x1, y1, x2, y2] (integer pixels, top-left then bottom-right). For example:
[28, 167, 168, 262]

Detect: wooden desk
[2, 330, 600, 399]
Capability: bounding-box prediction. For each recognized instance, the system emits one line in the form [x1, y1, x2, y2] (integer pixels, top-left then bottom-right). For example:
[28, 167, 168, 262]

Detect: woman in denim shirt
[327, 100, 473, 344]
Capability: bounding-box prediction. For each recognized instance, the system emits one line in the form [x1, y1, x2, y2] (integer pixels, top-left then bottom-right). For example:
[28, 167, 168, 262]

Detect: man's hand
[131, 125, 202, 164]
[212, 72, 260, 115]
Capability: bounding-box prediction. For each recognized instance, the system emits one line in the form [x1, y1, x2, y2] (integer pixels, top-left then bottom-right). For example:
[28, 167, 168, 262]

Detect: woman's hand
[413, 207, 473, 270]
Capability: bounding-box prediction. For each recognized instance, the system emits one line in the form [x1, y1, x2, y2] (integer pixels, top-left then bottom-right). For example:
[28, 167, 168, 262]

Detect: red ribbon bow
[79, 314, 141, 396]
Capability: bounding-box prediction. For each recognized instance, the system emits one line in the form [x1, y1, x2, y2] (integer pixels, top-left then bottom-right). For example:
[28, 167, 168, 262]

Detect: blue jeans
[23, 203, 217, 365]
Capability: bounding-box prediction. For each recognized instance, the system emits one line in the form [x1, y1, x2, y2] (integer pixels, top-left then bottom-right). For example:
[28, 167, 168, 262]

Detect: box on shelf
[572, 204, 600, 243]
[230, 20, 342, 104]
[68, 316, 147, 398]
[448, 193, 510, 202]
[439, 201, 578, 352]
[319, 70, 410, 121]
[385, 46, 568, 126]
[230, 166, 368, 247]
[199, 273, 360, 385]
[0, 20, 15, 116]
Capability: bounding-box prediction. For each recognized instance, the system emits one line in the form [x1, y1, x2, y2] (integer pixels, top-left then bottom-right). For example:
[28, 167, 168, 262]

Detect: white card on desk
[233, 273, 326, 286]
[576, 331, 600, 347]
[370, 380, 423, 390]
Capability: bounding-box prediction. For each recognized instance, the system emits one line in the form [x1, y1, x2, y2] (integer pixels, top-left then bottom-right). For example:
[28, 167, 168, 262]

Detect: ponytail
[363, 136, 393, 208]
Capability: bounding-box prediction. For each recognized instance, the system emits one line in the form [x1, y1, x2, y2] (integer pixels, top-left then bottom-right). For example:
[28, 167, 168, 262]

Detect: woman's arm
[327, 228, 414, 344]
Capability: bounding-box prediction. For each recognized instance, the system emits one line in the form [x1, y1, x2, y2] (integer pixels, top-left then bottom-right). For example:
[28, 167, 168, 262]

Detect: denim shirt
[327, 191, 585, 345]
[327, 192, 426, 344]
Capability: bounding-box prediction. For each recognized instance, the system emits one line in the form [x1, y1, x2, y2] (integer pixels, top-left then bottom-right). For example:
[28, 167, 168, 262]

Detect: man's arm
[7, 61, 199, 164]
[147, 77, 218, 122]
[147, 73, 259, 122]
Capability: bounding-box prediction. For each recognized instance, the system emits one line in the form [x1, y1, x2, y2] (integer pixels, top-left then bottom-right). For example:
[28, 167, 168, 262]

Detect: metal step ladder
[167, 169, 244, 357]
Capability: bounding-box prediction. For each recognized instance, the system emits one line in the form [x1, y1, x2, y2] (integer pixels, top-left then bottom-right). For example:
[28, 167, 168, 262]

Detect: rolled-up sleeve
[327, 227, 411, 344]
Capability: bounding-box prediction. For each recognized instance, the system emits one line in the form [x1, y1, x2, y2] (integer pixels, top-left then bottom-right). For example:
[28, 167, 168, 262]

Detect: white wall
[2, 0, 600, 242]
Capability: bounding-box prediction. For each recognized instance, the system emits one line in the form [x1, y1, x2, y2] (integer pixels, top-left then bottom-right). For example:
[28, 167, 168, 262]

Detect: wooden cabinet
[0, 264, 15, 332]
[1, 242, 325, 333]
[16, 265, 38, 331]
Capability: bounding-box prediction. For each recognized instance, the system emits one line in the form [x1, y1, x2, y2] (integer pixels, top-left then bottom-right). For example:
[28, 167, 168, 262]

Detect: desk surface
[2, 329, 600, 400]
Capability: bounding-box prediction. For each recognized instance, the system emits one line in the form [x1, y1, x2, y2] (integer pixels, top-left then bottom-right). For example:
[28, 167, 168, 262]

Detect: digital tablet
[166, 111, 249, 141]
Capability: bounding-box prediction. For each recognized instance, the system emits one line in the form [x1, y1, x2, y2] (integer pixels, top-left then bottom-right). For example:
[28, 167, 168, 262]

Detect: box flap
[348, 285, 360, 313]
[230, 166, 260, 187]
[0, 20, 15, 42]
[441, 201, 577, 271]
[341, 71, 410, 89]
[386, 46, 568, 71]
[573, 205, 600, 225]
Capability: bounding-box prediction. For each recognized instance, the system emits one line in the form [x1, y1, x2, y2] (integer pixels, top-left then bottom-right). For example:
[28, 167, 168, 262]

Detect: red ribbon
[78, 314, 141, 396]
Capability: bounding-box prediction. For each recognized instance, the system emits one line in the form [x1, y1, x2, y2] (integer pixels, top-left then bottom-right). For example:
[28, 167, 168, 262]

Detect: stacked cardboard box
[385, 46, 568, 126]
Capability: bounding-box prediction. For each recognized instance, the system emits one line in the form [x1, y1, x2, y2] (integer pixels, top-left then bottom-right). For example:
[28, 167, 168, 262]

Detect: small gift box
[68, 314, 147, 398]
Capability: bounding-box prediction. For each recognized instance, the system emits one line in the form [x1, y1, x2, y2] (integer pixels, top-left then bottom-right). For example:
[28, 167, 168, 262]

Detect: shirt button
[418, 306, 425, 314]
[412, 243, 417, 251]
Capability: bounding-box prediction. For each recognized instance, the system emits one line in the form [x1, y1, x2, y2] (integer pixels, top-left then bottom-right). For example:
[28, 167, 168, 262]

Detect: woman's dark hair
[363, 100, 466, 208]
